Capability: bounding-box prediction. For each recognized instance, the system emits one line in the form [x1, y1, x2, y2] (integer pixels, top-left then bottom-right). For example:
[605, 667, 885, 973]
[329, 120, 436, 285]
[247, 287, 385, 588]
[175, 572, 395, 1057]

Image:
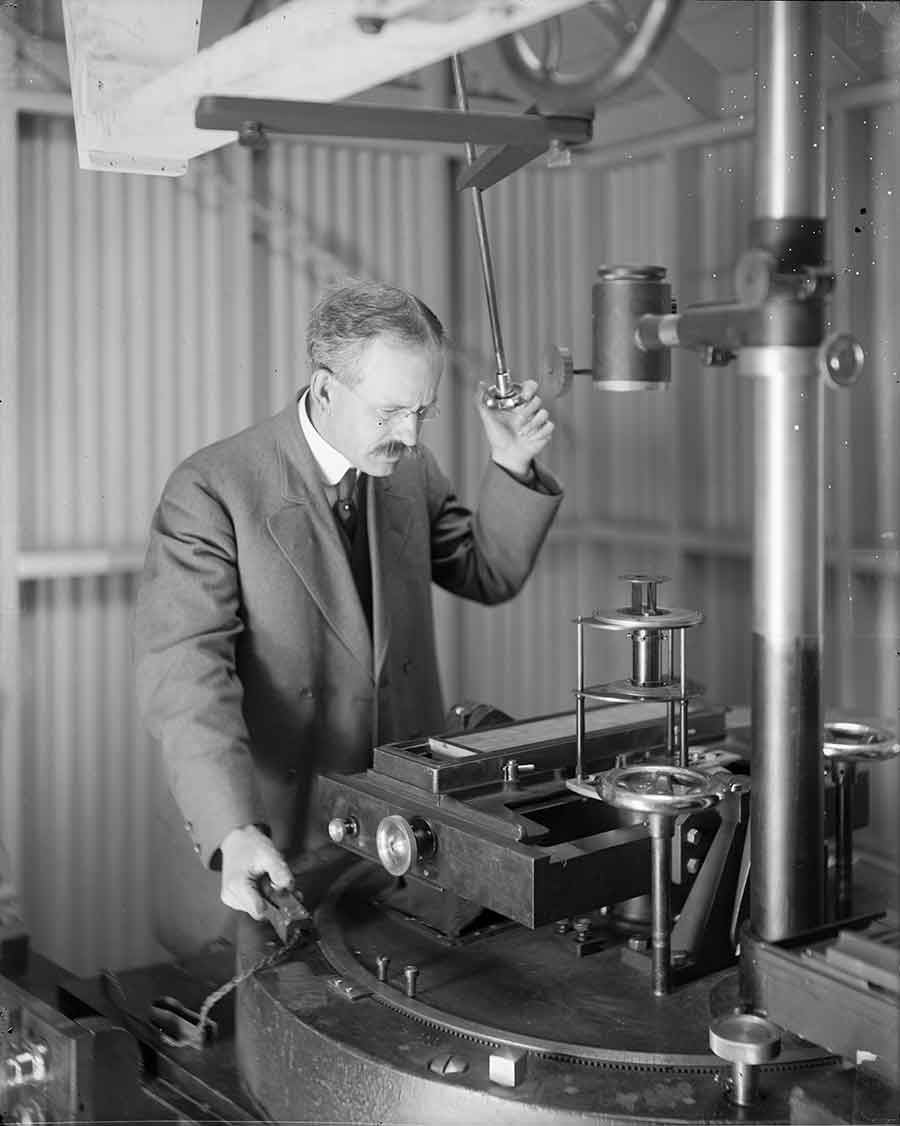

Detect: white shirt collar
[298, 389, 356, 487]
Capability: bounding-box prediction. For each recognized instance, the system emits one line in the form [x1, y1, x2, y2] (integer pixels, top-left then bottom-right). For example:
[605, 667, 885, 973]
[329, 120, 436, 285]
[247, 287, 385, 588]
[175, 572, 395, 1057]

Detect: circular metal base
[236, 862, 845, 1124]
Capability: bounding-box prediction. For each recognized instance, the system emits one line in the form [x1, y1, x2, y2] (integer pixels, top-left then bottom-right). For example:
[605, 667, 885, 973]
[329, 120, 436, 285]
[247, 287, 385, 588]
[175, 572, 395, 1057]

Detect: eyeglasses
[330, 372, 440, 427]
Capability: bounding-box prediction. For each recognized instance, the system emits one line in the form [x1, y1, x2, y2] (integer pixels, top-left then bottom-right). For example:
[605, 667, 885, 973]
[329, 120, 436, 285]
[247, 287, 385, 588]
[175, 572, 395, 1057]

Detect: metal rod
[576, 619, 585, 781]
[648, 813, 671, 996]
[449, 54, 511, 396]
[748, 2, 826, 943]
[679, 629, 688, 768]
[833, 762, 855, 919]
[666, 630, 675, 760]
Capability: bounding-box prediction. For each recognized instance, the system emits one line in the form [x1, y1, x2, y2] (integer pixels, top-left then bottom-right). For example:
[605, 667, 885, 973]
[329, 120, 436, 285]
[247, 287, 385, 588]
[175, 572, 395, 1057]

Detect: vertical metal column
[747, 1, 827, 941]
[0, 104, 22, 899]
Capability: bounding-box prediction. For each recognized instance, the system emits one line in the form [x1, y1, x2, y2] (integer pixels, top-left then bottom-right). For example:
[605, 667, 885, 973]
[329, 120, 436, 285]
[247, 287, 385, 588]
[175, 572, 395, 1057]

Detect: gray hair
[307, 278, 446, 384]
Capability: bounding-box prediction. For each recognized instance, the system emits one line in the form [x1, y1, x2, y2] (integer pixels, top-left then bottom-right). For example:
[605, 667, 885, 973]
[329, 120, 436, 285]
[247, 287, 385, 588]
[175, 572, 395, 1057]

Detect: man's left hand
[477, 379, 555, 478]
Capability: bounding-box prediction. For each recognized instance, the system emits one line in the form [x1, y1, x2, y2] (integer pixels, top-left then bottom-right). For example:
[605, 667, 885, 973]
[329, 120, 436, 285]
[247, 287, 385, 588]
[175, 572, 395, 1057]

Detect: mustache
[375, 442, 418, 460]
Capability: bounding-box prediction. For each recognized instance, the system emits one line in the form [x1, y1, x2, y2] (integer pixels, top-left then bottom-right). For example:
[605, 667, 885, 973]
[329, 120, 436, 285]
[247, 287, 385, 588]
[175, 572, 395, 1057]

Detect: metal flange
[579, 609, 704, 631]
[599, 764, 724, 815]
[822, 719, 899, 763]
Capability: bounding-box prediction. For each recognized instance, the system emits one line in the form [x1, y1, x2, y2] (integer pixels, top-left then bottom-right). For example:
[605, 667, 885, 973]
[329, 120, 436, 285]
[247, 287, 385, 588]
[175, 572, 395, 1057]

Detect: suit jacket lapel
[266, 399, 373, 680]
[370, 472, 414, 681]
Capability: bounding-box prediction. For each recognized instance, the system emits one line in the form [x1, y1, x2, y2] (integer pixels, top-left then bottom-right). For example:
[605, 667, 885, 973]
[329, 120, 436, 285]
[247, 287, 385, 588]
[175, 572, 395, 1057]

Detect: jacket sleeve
[133, 462, 267, 868]
[424, 451, 563, 604]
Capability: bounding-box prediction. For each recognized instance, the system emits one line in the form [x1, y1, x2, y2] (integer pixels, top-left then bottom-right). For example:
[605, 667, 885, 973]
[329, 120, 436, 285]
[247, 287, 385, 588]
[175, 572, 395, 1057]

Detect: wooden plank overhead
[61, 0, 592, 175]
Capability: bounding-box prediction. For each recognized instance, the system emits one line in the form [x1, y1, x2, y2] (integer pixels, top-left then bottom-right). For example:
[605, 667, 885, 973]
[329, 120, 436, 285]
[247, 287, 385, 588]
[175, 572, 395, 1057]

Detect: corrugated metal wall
[14, 114, 456, 975]
[17, 115, 257, 973]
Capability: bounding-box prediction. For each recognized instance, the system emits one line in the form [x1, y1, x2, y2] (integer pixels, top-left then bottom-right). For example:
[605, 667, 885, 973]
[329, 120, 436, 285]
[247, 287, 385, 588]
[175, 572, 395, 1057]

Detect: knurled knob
[327, 816, 358, 844]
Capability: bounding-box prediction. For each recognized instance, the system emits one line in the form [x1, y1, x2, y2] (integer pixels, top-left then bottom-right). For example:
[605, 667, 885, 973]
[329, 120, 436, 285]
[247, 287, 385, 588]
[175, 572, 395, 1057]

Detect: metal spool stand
[572, 574, 703, 782]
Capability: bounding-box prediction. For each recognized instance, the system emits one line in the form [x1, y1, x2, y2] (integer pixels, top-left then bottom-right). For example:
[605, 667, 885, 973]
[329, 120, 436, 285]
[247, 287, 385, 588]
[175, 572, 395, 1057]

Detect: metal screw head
[686, 857, 702, 875]
[355, 14, 386, 32]
[328, 816, 358, 843]
[428, 1052, 469, 1075]
[627, 935, 649, 952]
[237, 121, 268, 150]
[572, 916, 592, 940]
[554, 918, 572, 934]
[685, 828, 701, 846]
[546, 139, 572, 169]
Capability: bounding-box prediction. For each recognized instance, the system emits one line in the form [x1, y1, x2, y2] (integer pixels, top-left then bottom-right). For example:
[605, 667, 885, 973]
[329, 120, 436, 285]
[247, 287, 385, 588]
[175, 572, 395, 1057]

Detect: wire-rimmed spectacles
[325, 369, 441, 427]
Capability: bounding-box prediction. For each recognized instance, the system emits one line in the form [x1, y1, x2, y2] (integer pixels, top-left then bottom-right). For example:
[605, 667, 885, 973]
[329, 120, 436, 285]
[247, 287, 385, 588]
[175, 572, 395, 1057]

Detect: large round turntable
[235, 857, 895, 1125]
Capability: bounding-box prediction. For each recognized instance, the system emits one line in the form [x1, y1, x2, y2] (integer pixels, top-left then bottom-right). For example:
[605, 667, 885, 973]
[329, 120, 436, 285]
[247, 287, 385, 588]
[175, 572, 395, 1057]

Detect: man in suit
[134, 279, 562, 956]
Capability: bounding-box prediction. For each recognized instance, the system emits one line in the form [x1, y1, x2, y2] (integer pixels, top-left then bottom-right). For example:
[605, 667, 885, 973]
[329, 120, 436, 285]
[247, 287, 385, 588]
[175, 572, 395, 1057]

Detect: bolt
[546, 138, 572, 169]
[376, 954, 390, 982]
[404, 964, 419, 998]
[627, 935, 649, 953]
[355, 14, 386, 33]
[237, 121, 268, 150]
[428, 1052, 469, 1075]
[686, 828, 701, 846]
[554, 918, 571, 934]
[686, 857, 702, 876]
[572, 916, 592, 942]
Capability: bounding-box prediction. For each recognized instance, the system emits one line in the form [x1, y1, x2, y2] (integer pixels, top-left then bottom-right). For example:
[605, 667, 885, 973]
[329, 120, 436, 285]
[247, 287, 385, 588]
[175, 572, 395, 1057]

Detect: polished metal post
[576, 619, 585, 781]
[746, 1, 827, 941]
[678, 628, 688, 768]
[832, 761, 855, 919]
[648, 813, 671, 996]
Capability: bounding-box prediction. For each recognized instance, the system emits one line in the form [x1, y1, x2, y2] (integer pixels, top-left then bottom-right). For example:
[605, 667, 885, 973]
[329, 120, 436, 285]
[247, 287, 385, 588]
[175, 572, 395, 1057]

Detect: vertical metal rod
[576, 619, 585, 781]
[679, 629, 688, 768]
[666, 629, 675, 759]
[449, 54, 511, 396]
[833, 762, 855, 919]
[649, 813, 671, 996]
[748, 1, 827, 943]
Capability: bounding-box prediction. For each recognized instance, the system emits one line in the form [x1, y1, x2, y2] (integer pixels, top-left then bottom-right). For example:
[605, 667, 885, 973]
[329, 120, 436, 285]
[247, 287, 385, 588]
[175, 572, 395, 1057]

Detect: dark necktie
[331, 469, 372, 633]
[333, 469, 358, 544]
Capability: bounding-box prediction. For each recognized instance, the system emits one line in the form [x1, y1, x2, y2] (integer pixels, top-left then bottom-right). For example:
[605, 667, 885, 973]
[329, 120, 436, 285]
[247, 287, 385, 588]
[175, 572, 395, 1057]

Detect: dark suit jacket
[134, 396, 562, 954]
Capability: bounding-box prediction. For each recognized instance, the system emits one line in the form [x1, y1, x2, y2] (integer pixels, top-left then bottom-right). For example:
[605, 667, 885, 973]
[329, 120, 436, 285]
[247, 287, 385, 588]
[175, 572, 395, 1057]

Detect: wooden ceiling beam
[62, 0, 591, 176]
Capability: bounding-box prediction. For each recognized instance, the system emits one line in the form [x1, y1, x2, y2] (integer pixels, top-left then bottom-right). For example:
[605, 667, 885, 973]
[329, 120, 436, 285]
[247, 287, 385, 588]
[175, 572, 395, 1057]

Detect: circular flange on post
[823, 719, 899, 763]
[576, 678, 705, 703]
[578, 608, 704, 631]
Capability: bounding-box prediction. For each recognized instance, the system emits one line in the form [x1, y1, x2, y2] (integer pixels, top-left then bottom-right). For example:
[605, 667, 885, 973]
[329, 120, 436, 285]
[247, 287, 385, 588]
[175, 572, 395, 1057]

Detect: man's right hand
[219, 824, 294, 919]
